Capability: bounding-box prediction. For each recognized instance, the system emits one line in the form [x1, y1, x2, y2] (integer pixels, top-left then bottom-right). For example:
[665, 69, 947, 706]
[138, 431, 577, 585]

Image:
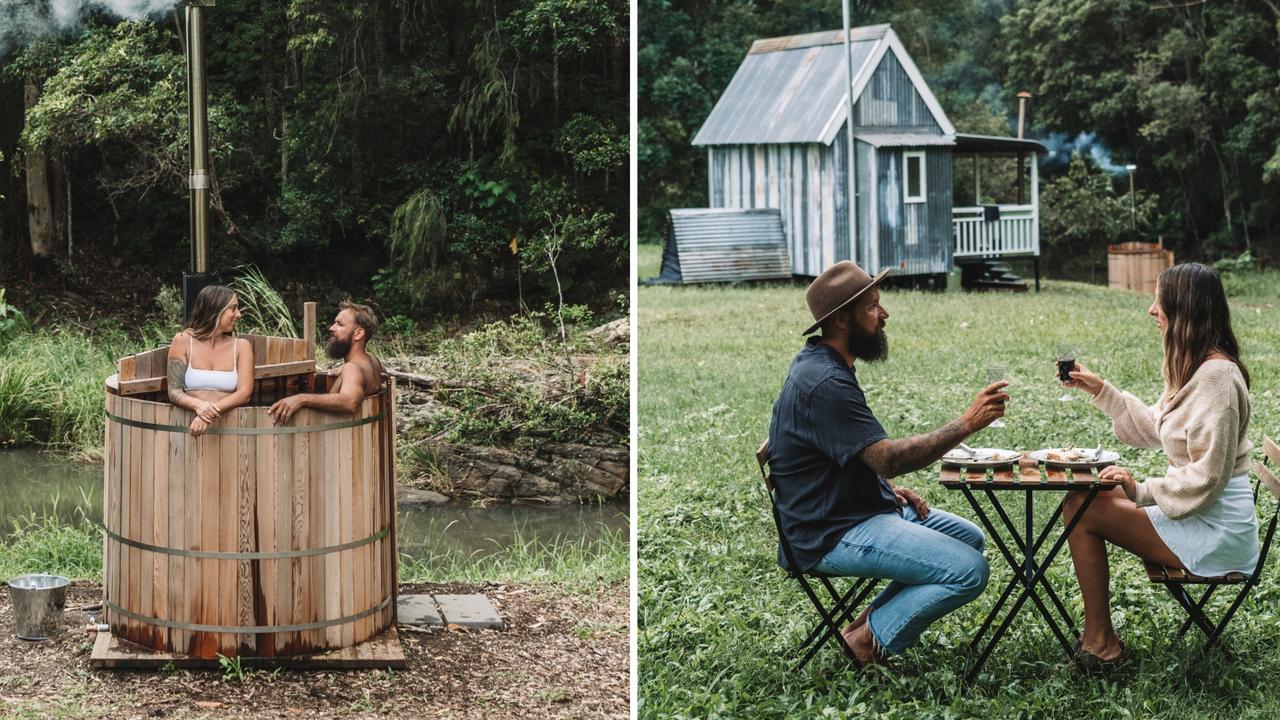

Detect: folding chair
[756, 440, 882, 671]
[1142, 436, 1280, 653]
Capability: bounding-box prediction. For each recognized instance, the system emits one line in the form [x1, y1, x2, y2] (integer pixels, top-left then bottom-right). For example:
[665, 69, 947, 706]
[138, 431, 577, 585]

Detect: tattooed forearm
[859, 419, 969, 479]
[167, 359, 190, 408]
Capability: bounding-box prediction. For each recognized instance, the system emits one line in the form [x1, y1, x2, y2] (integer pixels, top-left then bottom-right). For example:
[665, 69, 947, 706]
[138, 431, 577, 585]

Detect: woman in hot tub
[1061, 262, 1257, 668]
[165, 284, 255, 437]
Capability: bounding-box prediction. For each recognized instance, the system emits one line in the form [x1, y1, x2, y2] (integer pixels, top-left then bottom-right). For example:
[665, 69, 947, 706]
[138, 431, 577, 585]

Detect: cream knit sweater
[1091, 359, 1252, 519]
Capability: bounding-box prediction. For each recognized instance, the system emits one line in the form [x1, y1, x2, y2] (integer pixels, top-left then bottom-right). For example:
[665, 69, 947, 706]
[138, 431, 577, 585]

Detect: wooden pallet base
[90, 626, 407, 670]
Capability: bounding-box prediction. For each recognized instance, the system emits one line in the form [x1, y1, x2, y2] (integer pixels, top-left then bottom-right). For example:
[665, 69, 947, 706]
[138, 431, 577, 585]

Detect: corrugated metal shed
[651, 209, 791, 284]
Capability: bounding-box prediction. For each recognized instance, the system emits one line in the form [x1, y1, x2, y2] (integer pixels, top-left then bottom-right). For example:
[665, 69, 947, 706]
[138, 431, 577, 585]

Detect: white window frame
[903, 150, 926, 204]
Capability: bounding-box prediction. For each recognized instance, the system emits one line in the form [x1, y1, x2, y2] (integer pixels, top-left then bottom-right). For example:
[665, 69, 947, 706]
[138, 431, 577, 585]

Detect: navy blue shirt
[767, 337, 896, 572]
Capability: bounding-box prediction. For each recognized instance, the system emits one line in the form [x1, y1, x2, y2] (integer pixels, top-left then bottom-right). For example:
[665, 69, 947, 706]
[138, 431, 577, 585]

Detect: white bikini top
[184, 333, 239, 392]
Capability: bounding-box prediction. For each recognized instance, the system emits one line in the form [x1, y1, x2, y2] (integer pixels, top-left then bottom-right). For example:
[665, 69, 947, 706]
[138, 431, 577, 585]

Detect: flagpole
[841, 0, 857, 267]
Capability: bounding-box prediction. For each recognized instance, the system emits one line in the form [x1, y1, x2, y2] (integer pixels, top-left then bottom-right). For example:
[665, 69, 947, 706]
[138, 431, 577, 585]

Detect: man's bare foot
[841, 606, 872, 638]
[841, 621, 880, 666]
[1078, 634, 1125, 662]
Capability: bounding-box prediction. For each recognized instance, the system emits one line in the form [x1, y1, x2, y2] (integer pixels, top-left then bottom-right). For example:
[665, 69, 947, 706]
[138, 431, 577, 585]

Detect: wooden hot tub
[101, 305, 398, 658]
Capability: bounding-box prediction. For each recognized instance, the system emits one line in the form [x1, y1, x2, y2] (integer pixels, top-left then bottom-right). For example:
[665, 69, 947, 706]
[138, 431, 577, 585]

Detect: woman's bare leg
[1061, 488, 1182, 659]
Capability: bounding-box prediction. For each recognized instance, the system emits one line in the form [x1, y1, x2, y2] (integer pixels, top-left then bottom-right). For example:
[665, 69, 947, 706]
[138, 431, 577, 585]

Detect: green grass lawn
[637, 243, 1280, 718]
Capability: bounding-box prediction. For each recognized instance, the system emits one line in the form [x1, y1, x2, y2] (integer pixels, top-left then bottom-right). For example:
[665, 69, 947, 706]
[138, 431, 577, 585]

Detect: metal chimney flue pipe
[184, 0, 213, 274]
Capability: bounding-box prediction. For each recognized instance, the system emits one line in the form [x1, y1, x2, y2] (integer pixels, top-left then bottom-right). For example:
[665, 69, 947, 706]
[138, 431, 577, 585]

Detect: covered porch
[951, 133, 1046, 289]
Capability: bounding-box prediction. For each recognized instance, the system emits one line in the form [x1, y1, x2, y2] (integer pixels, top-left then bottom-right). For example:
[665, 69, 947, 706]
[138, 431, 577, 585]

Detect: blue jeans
[813, 506, 989, 656]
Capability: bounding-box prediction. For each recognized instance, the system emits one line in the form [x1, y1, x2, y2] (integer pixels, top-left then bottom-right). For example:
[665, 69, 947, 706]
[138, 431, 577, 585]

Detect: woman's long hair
[1158, 263, 1249, 391]
[183, 285, 237, 341]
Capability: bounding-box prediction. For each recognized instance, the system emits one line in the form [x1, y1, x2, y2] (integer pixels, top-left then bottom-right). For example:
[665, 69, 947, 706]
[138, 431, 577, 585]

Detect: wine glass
[985, 365, 1007, 428]
[1056, 343, 1076, 402]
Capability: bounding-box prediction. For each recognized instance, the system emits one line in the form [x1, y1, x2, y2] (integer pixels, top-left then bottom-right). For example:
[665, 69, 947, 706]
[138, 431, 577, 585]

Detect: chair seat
[1143, 560, 1250, 584]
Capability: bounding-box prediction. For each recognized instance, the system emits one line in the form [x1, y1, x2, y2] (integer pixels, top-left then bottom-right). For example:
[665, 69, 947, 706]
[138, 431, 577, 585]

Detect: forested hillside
[640, 0, 1280, 276]
[1, 0, 628, 320]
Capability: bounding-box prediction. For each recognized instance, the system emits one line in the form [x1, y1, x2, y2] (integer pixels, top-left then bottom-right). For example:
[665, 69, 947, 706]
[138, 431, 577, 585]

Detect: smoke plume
[1039, 131, 1129, 175]
[1, 0, 173, 59]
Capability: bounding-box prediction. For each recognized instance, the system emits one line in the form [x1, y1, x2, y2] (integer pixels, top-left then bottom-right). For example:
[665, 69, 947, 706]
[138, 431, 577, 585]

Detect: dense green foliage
[1, 0, 627, 316]
[640, 0, 1280, 270]
[636, 244, 1280, 717]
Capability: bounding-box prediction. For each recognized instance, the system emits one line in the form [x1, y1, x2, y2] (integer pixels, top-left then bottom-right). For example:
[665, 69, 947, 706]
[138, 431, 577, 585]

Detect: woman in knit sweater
[1060, 262, 1257, 666]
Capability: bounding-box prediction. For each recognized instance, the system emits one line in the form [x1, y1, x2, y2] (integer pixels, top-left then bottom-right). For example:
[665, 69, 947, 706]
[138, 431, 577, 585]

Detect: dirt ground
[0, 580, 628, 719]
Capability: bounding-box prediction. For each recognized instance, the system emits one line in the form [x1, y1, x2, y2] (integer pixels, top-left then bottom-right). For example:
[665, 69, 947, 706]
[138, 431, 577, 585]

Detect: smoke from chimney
[1, 1, 172, 58]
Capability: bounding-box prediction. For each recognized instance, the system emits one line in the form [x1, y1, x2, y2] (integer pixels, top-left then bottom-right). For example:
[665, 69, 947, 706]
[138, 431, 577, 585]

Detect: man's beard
[846, 326, 888, 362]
[326, 336, 352, 360]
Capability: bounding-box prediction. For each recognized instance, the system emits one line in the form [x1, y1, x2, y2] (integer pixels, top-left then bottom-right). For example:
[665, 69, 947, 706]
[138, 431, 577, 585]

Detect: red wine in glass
[1057, 358, 1075, 383]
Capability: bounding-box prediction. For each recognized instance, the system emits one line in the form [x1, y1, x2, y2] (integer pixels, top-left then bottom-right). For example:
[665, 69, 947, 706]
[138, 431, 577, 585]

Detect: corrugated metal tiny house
[689, 24, 1044, 282]
[652, 209, 790, 285]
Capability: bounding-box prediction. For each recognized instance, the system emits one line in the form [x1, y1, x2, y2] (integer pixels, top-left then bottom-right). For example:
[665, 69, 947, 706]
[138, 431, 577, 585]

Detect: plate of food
[940, 447, 1022, 468]
[1029, 447, 1120, 468]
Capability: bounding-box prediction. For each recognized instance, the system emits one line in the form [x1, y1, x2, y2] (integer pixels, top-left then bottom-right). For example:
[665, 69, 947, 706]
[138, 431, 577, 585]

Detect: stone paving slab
[397, 594, 443, 626]
[434, 594, 505, 630]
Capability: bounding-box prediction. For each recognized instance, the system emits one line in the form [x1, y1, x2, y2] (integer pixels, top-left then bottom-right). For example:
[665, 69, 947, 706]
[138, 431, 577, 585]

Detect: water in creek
[0, 449, 627, 561]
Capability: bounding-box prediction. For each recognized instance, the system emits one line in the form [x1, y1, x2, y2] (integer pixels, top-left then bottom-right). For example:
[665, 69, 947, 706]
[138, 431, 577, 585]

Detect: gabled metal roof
[692, 24, 955, 147]
[691, 30, 882, 147]
[650, 209, 791, 284]
[855, 132, 956, 148]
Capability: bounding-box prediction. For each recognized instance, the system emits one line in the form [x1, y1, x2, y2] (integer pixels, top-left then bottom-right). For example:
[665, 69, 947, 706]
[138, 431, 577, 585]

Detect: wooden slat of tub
[167, 405, 185, 653]
[325, 413, 343, 647]
[352, 402, 366, 642]
[119, 356, 137, 382]
[139, 402, 155, 648]
[339, 414, 355, 647]
[308, 409, 324, 650]
[273, 422, 293, 654]
[237, 414, 256, 653]
[303, 303, 316, 361]
[388, 378, 399, 624]
[182, 408, 199, 655]
[256, 419, 275, 655]
[367, 395, 380, 641]
[197, 416, 219, 658]
[286, 427, 306, 653]
[152, 403, 170, 650]
[220, 411, 239, 655]
[129, 402, 144, 645]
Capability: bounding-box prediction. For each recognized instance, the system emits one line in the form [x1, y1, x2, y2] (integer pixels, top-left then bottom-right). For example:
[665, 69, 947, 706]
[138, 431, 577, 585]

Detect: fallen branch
[384, 368, 493, 393]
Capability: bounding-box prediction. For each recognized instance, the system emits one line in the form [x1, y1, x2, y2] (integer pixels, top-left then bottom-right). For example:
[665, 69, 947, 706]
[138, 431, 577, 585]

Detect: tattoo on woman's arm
[167, 359, 189, 408]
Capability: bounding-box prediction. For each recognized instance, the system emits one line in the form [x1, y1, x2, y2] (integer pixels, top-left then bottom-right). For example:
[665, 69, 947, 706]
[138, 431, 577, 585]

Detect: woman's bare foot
[841, 620, 880, 666]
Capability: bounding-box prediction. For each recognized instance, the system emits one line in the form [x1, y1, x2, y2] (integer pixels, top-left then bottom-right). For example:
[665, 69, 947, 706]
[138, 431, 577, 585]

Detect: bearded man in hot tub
[268, 301, 384, 424]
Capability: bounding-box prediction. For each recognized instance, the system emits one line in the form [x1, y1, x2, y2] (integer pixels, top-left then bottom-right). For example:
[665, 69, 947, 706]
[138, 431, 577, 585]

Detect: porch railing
[952, 205, 1039, 258]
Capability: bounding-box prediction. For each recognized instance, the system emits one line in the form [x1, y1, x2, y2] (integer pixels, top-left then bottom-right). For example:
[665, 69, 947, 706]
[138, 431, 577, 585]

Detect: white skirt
[1145, 472, 1260, 577]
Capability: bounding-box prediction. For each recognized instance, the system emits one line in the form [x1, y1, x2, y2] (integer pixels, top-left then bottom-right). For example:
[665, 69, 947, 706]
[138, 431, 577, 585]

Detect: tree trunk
[23, 80, 57, 259]
[551, 24, 560, 122]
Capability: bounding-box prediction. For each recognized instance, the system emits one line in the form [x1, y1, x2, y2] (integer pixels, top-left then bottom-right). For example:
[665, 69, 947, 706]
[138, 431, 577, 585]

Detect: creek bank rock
[422, 441, 627, 504]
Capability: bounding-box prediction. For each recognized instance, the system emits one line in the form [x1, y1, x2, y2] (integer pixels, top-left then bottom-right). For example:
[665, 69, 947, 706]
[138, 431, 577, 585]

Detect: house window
[903, 150, 926, 203]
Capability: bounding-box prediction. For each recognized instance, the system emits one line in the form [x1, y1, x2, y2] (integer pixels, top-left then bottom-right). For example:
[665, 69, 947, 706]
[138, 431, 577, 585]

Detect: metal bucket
[8, 574, 70, 640]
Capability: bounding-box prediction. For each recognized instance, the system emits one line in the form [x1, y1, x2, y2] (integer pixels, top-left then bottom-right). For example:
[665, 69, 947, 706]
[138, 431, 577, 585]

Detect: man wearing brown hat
[767, 260, 1008, 666]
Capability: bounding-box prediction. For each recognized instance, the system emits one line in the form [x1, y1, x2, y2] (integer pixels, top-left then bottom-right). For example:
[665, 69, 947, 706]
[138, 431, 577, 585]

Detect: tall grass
[0, 511, 102, 581]
[399, 522, 629, 590]
[636, 245, 1280, 718]
[228, 265, 299, 337]
[0, 328, 126, 459]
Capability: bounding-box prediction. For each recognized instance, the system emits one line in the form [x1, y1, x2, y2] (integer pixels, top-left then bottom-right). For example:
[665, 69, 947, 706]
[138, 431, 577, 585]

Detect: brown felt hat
[802, 261, 891, 335]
